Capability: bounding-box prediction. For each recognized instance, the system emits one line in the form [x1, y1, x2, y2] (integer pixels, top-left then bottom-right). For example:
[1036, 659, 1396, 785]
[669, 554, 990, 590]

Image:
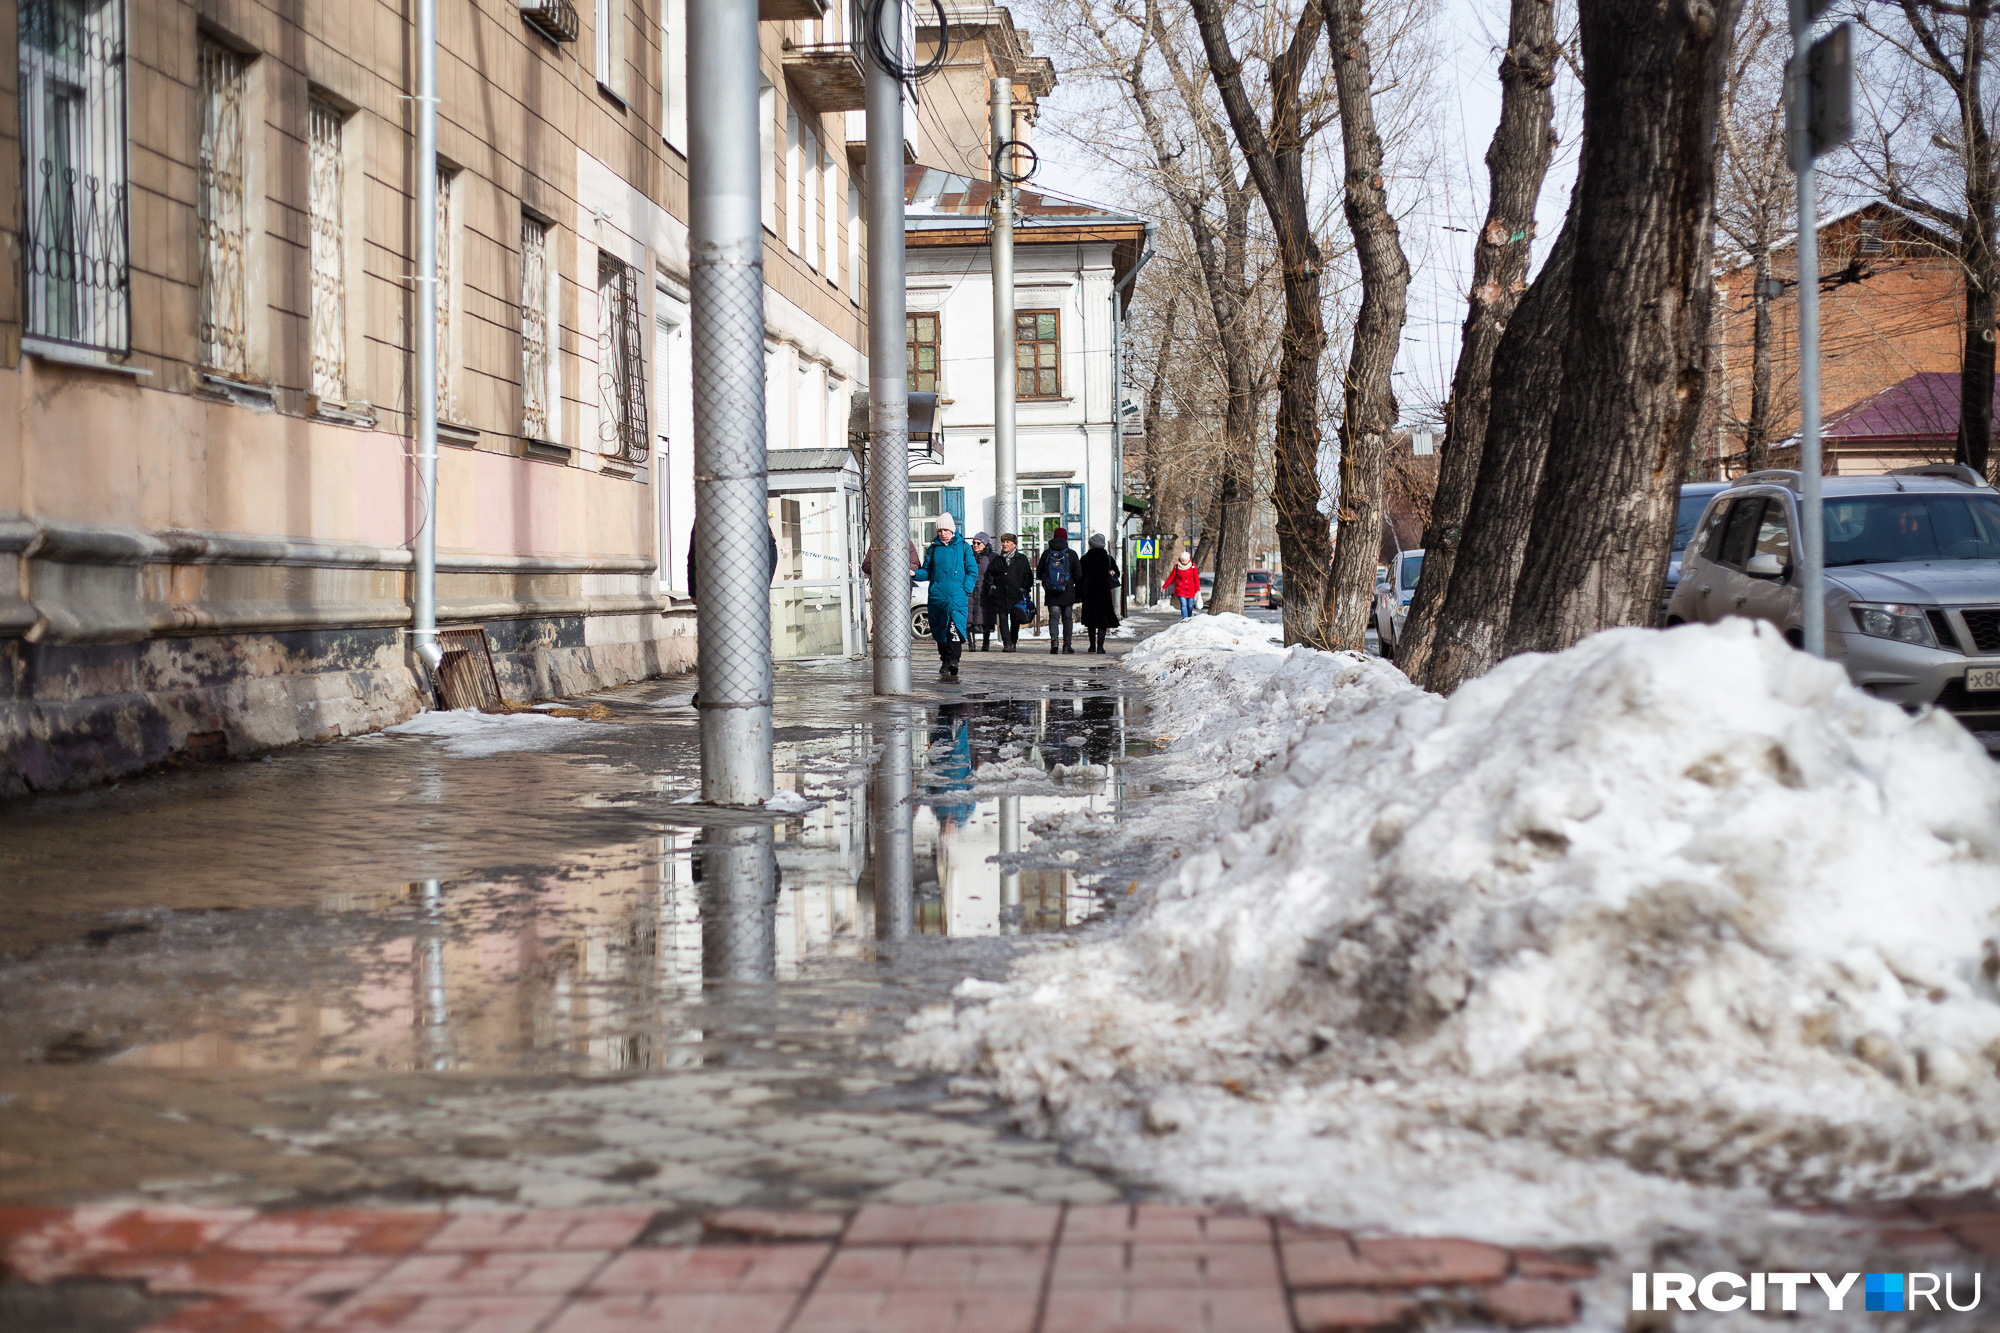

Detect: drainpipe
[411, 0, 442, 677]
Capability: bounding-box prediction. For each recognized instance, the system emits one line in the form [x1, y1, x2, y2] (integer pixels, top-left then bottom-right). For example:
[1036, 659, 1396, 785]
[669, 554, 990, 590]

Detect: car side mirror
[1745, 552, 1784, 579]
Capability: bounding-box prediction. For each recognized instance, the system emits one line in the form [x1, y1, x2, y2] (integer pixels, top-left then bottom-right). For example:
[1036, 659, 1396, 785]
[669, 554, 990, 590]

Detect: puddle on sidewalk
[0, 671, 1152, 1080]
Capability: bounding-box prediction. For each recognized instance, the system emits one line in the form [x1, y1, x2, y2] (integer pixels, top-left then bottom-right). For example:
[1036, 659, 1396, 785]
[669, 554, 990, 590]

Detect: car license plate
[1968, 667, 2000, 693]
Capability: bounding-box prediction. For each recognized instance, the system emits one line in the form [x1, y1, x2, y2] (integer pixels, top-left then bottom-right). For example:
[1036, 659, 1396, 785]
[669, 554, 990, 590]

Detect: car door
[1740, 496, 1797, 634]
[1689, 496, 1765, 623]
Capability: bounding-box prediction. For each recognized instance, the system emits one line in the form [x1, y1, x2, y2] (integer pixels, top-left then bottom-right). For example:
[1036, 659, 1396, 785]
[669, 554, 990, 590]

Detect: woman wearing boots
[1079, 533, 1120, 653]
[993, 534, 1033, 651]
[1036, 528, 1081, 654]
[967, 532, 998, 651]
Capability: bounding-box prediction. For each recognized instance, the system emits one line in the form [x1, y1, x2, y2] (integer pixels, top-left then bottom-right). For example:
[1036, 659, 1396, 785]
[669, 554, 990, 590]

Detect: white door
[654, 291, 693, 594]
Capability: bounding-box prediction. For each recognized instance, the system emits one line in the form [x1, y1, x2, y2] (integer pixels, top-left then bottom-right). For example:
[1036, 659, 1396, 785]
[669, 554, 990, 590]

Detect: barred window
[20, 0, 129, 354]
[1016, 309, 1060, 397]
[435, 166, 456, 419]
[520, 217, 552, 440]
[196, 37, 248, 374]
[307, 97, 346, 403]
[906, 313, 937, 393]
[596, 256, 648, 464]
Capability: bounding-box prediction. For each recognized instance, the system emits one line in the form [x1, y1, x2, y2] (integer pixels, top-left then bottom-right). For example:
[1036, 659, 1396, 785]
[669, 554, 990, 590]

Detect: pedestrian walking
[913, 512, 979, 678]
[1079, 533, 1120, 654]
[1165, 550, 1201, 618]
[993, 533, 1033, 652]
[1037, 527, 1081, 655]
[967, 532, 998, 652]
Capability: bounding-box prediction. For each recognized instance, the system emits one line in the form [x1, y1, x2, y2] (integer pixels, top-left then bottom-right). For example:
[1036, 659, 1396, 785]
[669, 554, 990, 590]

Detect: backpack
[1044, 549, 1073, 596]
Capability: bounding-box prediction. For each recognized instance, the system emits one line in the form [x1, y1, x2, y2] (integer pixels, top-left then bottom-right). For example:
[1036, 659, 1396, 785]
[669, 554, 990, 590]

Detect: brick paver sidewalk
[0, 1202, 1598, 1331]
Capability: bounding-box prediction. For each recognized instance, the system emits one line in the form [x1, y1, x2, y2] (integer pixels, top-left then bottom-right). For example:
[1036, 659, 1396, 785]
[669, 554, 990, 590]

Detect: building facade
[2, 0, 874, 791]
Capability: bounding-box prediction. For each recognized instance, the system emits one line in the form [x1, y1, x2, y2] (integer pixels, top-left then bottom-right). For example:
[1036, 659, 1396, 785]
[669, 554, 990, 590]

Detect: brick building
[1, 0, 875, 790]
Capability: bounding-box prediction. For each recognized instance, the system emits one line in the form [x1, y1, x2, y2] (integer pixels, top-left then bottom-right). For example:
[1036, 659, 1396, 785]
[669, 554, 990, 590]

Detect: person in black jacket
[967, 532, 998, 651]
[1079, 533, 1120, 653]
[990, 533, 1033, 652]
[1036, 527, 1081, 655]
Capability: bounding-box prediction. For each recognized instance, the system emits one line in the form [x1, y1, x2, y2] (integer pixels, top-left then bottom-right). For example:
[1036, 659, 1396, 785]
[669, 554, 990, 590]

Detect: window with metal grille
[1859, 219, 1884, 254]
[435, 166, 457, 419]
[20, 0, 129, 354]
[907, 312, 938, 393]
[197, 36, 248, 374]
[596, 255, 649, 464]
[520, 217, 552, 440]
[308, 96, 346, 403]
[1016, 309, 1060, 397]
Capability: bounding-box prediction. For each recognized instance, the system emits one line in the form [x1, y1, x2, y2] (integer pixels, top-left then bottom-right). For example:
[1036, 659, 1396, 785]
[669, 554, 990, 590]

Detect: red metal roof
[1823, 372, 1999, 443]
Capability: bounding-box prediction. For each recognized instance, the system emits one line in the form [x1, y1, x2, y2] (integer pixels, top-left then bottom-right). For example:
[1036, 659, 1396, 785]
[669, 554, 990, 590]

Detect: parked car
[1245, 570, 1282, 609]
[1664, 480, 1731, 619]
[1664, 464, 2000, 724]
[1373, 549, 1424, 655]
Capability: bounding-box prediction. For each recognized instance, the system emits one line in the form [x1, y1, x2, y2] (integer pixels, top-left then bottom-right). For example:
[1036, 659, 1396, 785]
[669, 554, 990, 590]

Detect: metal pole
[699, 826, 777, 984]
[997, 793, 1020, 927]
[1789, 0, 1826, 657]
[872, 716, 914, 938]
[411, 0, 442, 681]
[868, 8, 912, 695]
[689, 0, 774, 803]
[991, 78, 1017, 545]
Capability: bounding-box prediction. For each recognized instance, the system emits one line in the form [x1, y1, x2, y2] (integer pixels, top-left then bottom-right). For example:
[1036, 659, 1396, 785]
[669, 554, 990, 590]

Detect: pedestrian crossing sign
[1136, 537, 1157, 559]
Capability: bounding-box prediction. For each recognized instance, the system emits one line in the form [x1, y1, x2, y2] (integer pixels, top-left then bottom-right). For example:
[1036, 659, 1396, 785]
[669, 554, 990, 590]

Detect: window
[661, 0, 686, 152]
[1711, 497, 1766, 568]
[1018, 485, 1063, 558]
[760, 80, 776, 232]
[848, 179, 861, 303]
[1752, 502, 1791, 567]
[597, 255, 649, 463]
[197, 35, 248, 373]
[308, 97, 346, 403]
[907, 313, 938, 393]
[802, 123, 819, 271]
[434, 166, 457, 419]
[1016, 309, 1060, 397]
[824, 146, 839, 288]
[594, 0, 628, 101]
[785, 106, 800, 253]
[909, 487, 943, 547]
[21, 0, 129, 353]
[520, 216, 552, 440]
[1859, 219, 1884, 254]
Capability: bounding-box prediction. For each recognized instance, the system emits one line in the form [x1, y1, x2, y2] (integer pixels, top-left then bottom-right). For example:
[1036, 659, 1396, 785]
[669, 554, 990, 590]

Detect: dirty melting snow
[381, 708, 596, 757]
[903, 615, 2000, 1248]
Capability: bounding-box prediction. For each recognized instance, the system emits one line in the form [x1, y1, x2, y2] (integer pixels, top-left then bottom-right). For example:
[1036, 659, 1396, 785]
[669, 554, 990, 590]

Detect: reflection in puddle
[26, 691, 1139, 1077]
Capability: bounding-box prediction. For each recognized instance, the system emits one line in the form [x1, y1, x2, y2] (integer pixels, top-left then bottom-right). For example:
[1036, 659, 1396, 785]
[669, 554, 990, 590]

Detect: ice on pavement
[381, 708, 596, 757]
[904, 615, 2000, 1251]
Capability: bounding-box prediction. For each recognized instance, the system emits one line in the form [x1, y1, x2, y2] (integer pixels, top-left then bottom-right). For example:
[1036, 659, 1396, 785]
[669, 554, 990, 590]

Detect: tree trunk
[1209, 438, 1255, 615]
[1504, 0, 1737, 655]
[1396, 0, 1558, 677]
[1323, 0, 1412, 650]
[1418, 209, 1577, 694]
[1745, 246, 1773, 472]
[1958, 0, 1997, 478]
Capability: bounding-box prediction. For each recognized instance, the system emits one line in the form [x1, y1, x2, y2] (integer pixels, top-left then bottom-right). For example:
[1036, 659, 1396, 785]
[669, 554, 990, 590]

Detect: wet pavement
[0, 630, 1166, 1219]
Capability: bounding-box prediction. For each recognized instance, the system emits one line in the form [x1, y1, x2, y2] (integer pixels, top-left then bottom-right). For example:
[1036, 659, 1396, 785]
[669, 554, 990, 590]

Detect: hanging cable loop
[993, 139, 1038, 184]
[865, 0, 949, 83]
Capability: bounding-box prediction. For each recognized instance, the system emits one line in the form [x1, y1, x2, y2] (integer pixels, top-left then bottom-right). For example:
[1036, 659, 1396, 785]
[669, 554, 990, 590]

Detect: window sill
[1019, 396, 1073, 405]
[597, 81, 629, 110]
[198, 372, 277, 411]
[524, 438, 572, 464]
[24, 337, 152, 377]
[308, 394, 378, 428]
[438, 422, 480, 448]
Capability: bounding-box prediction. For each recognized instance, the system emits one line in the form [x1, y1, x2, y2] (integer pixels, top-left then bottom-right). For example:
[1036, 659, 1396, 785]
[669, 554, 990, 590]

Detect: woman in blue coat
[913, 512, 980, 678]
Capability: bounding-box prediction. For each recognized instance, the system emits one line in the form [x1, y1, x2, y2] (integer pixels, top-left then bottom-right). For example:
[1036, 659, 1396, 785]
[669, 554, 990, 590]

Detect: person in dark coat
[1079, 533, 1121, 653]
[913, 512, 980, 678]
[966, 532, 998, 651]
[991, 533, 1033, 652]
[1036, 527, 1081, 655]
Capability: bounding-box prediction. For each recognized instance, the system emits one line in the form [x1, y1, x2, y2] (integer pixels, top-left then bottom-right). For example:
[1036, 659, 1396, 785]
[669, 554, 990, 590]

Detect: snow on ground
[381, 708, 597, 757]
[903, 615, 2000, 1276]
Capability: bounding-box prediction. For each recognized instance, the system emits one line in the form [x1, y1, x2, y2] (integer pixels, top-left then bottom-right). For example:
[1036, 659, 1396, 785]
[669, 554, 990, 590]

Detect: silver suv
[1664, 464, 2000, 723]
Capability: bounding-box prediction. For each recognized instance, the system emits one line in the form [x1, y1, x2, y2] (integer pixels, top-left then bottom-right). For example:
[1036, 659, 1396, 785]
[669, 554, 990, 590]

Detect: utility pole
[991, 77, 1017, 544]
[689, 0, 774, 803]
[867, 4, 912, 695]
[411, 0, 441, 683]
[1786, 7, 1851, 658]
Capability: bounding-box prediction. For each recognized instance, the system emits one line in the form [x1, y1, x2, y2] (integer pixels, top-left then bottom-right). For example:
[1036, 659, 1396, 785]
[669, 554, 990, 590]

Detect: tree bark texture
[1396, 0, 1558, 678]
[1418, 210, 1576, 694]
[1745, 248, 1774, 471]
[1504, 0, 1737, 655]
[1323, 0, 1412, 650]
[1187, 0, 1333, 643]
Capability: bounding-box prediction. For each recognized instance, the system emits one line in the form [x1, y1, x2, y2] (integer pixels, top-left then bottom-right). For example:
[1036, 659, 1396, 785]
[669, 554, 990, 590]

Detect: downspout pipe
[412, 0, 442, 676]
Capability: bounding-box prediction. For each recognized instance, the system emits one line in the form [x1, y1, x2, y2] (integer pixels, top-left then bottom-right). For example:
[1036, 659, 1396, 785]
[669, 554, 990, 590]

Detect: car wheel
[912, 606, 930, 639]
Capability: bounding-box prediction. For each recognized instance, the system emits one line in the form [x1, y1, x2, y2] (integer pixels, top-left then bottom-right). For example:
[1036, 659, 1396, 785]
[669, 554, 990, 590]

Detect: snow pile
[382, 708, 596, 757]
[765, 789, 815, 813]
[905, 619, 2000, 1243]
[973, 756, 1053, 792]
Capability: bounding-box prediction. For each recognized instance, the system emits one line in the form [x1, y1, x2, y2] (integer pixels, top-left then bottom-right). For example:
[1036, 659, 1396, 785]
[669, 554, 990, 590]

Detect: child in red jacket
[1165, 551, 1202, 618]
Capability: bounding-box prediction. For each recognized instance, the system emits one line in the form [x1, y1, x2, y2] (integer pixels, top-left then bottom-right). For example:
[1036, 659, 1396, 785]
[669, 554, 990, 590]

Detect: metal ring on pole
[993, 139, 1037, 185]
[865, 0, 948, 83]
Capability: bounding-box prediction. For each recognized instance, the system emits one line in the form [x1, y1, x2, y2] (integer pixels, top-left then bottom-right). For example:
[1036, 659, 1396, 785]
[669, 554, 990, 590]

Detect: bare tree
[1849, 0, 2000, 476]
[1396, 0, 1560, 678]
[1504, 0, 1740, 653]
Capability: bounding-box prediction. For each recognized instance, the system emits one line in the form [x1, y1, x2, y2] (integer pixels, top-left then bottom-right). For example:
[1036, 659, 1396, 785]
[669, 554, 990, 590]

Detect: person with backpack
[1165, 549, 1202, 618]
[992, 533, 1033, 652]
[913, 512, 979, 678]
[1036, 527, 1080, 655]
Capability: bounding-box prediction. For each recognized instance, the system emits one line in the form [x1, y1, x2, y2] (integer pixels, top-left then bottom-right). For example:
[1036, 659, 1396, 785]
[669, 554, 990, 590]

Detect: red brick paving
[21, 1198, 1991, 1331]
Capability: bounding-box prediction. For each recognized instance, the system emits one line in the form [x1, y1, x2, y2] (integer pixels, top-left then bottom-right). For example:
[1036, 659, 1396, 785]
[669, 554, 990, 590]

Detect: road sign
[1136, 537, 1157, 559]
[1787, 24, 1852, 169]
